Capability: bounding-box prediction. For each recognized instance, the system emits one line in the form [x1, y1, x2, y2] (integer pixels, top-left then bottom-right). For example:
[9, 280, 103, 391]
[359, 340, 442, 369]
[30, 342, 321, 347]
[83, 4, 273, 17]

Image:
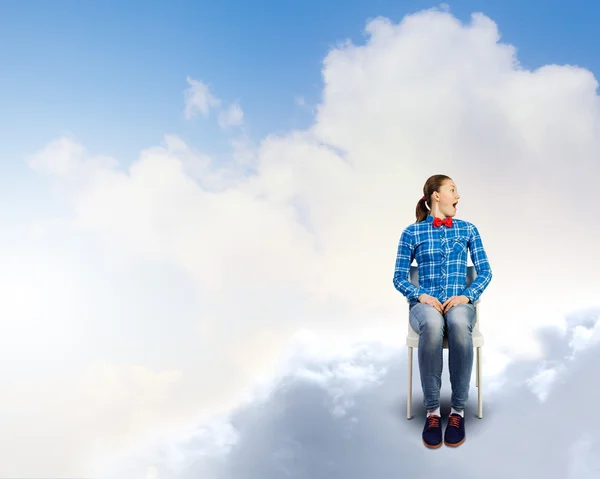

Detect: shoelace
[448, 415, 461, 428]
[427, 415, 440, 428]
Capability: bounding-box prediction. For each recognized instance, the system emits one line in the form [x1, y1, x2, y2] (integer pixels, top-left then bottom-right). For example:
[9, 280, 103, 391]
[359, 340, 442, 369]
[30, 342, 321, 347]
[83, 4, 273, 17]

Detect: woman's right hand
[418, 294, 444, 314]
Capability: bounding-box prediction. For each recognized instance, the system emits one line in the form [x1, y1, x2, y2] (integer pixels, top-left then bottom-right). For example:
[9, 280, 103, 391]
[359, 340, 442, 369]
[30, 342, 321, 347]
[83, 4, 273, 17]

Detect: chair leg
[477, 347, 482, 419]
[476, 347, 479, 388]
[407, 347, 413, 419]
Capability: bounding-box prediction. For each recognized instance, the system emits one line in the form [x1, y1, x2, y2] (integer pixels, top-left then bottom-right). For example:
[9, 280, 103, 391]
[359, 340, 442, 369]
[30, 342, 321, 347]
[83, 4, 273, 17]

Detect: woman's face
[436, 179, 460, 217]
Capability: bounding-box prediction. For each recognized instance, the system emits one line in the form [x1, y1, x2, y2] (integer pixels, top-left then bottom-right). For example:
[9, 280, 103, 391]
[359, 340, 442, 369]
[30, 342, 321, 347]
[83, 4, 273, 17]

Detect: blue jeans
[409, 302, 476, 411]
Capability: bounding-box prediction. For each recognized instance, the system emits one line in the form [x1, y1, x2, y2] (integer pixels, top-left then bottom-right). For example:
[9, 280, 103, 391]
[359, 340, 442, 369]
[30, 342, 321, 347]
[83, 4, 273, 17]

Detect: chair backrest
[409, 265, 477, 289]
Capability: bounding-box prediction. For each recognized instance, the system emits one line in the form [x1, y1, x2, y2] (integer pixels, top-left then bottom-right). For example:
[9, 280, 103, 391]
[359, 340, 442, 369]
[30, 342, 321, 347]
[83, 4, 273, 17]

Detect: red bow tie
[433, 217, 453, 228]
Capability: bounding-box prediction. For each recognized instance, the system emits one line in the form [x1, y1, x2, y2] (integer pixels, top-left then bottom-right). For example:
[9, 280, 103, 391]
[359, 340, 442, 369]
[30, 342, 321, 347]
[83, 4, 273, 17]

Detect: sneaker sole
[444, 437, 466, 447]
[423, 438, 442, 449]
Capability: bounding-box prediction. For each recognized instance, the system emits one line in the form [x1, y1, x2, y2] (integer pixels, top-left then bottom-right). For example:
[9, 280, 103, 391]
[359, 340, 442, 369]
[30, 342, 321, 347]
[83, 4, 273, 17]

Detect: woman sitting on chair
[393, 174, 492, 449]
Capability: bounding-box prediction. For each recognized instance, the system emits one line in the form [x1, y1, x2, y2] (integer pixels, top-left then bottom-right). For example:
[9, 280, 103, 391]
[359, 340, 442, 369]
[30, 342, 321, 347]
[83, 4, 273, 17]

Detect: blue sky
[1, 0, 599, 168]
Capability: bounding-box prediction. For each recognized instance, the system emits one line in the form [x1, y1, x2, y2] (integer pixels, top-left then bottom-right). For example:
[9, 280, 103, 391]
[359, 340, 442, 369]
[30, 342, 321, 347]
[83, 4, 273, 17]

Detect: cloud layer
[97, 309, 600, 479]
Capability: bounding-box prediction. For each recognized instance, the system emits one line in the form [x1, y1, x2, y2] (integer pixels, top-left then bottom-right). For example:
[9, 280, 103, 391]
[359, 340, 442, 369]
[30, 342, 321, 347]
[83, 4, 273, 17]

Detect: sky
[1, 1, 600, 477]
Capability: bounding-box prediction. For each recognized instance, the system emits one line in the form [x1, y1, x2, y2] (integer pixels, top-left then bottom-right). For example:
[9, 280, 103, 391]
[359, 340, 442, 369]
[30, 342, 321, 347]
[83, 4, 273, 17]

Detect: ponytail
[416, 196, 429, 222]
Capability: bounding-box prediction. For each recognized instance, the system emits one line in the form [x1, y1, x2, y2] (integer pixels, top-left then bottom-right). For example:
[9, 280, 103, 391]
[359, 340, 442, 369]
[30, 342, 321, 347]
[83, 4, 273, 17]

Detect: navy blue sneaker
[422, 414, 442, 448]
[444, 413, 465, 447]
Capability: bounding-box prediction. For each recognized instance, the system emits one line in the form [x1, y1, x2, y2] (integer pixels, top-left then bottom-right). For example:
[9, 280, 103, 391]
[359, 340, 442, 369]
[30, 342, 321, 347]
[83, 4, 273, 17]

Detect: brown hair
[415, 174, 452, 222]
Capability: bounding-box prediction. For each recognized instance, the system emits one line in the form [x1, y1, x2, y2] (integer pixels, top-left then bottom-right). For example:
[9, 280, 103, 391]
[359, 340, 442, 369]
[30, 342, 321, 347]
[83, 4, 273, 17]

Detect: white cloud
[568, 311, 600, 354]
[95, 311, 600, 479]
[568, 433, 600, 479]
[37, 9, 600, 360]
[26, 135, 117, 182]
[0, 358, 187, 478]
[219, 102, 244, 128]
[526, 362, 565, 402]
[184, 76, 220, 118]
[11, 6, 600, 476]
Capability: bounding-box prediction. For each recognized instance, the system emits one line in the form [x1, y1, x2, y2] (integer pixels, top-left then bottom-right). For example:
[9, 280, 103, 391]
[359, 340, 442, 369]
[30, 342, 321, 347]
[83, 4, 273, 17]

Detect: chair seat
[406, 326, 484, 348]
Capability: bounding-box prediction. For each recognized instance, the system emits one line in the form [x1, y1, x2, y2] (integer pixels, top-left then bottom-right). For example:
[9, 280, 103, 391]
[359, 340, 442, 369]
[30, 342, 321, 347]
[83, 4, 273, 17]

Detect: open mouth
[453, 202, 458, 209]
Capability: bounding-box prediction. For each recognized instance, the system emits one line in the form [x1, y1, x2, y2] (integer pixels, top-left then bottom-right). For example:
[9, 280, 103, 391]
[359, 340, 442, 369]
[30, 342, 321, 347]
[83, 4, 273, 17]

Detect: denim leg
[409, 303, 445, 411]
[445, 303, 476, 410]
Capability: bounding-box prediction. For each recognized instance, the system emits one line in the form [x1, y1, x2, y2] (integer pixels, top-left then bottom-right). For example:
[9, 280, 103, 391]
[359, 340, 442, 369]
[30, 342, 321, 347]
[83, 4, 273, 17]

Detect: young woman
[393, 174, 492, 449]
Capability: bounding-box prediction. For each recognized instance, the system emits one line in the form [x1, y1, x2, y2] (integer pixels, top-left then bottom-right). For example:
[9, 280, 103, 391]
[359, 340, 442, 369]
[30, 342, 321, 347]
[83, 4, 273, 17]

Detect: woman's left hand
[442, 295, 470, 313]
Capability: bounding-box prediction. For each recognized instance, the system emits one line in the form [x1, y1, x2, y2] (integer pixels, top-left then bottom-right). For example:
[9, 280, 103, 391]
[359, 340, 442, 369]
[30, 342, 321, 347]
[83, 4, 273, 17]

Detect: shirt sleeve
[393, 227, 427, 302]
[462, 223, 493, 303]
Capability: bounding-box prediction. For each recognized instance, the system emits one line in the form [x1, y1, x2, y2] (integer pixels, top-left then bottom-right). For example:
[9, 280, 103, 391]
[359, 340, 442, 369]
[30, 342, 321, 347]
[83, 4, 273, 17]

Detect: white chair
[406, 265, 483, 419]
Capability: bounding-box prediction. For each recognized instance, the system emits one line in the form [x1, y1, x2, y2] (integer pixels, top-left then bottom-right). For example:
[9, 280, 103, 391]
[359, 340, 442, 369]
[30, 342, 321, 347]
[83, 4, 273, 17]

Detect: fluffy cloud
[33, 9, 600, 358]
[13, 7, 600, 476]
[95, 310, 600, 479]
[183, 77, 245, 129]
[184, 76, 220, 118]
[0, 358, 186, 477]
[219, 102, 245, 128]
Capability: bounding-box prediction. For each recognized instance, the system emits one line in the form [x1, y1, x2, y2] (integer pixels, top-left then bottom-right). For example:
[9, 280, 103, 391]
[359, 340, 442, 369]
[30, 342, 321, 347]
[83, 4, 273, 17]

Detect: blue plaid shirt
[393, 214, 492, 304]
